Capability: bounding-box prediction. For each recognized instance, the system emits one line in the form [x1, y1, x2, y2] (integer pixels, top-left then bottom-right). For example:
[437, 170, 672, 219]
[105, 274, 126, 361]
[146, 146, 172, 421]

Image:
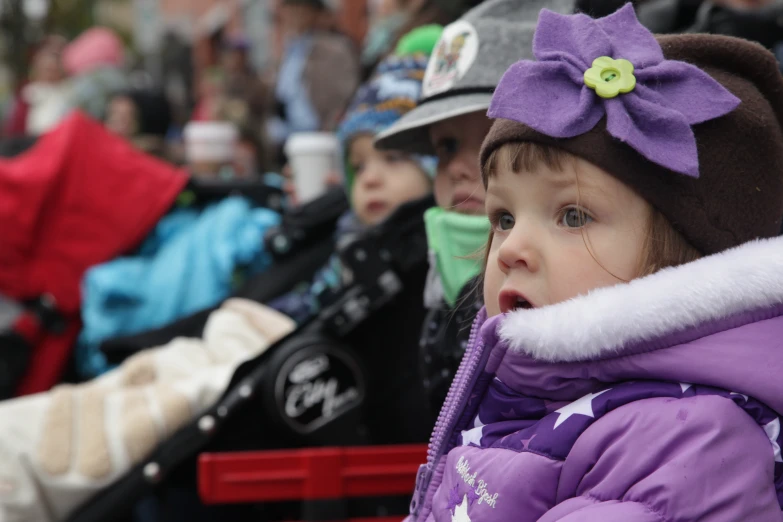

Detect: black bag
[179, 177, 286, 213]
[0, 136, 38, 158]
[0, 294, 67, 399]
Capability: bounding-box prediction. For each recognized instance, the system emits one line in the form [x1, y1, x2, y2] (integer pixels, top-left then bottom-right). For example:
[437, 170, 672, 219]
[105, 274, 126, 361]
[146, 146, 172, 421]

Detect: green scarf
[424, 207, 490, 307]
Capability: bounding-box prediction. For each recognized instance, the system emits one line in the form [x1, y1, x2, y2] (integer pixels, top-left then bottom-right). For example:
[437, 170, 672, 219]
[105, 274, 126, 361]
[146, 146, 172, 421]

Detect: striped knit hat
[337, 26, 443, 191]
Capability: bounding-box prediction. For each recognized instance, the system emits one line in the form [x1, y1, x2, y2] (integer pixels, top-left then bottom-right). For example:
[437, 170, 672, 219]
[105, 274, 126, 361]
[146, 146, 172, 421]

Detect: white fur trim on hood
[499, 236, 783, 362]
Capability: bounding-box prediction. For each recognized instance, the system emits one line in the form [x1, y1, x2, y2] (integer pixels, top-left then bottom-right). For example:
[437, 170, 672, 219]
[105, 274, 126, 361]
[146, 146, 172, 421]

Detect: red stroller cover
[0, 111, 188, 394]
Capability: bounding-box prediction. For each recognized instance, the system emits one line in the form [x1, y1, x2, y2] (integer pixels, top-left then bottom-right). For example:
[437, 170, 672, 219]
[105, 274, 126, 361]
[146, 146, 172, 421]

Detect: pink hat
[62, 27, 124, 75]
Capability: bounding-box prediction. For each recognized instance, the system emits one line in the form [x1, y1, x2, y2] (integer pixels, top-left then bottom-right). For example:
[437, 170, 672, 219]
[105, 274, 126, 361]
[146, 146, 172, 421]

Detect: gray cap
[374, 0, 576, 154]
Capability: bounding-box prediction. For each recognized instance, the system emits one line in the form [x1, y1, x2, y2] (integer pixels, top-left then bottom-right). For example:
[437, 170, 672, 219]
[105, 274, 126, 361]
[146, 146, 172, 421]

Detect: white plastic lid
[184, 121, 239, 142]
[284, 132, 340, 157]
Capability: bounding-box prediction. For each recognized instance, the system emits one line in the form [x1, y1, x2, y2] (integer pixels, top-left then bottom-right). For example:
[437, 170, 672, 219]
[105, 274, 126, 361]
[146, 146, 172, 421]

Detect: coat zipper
[411, 313, 488, 518]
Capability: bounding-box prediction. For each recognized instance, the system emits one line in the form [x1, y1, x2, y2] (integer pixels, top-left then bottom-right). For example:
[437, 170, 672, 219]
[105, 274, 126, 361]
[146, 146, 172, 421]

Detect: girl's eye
[491, 211, 514, 231]
[561, 207, 593, 228]
[435, 138, 458, 163]
[351, 163, 364, 176]
[383, 151, 407, 163]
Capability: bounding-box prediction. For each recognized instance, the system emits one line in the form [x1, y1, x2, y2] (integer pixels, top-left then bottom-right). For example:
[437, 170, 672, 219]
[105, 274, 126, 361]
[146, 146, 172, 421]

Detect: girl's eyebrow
[486, 179, 509, 196]
[544, 167, 605, 201]
[541, 167, 579, 189]
[502, 166, 576, 191]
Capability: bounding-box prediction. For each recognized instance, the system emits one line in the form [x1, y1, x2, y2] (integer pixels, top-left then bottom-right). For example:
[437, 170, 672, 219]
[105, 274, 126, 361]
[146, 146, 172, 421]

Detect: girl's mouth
[499, 290, 535, 314]
[365, 200, 388, 214]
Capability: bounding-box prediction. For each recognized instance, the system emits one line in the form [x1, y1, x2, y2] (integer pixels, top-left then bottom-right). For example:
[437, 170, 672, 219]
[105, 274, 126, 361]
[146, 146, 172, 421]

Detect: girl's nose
[497, 220, 541, 274]
[445, 151, 478, 184]
[359, 162, 384, 187]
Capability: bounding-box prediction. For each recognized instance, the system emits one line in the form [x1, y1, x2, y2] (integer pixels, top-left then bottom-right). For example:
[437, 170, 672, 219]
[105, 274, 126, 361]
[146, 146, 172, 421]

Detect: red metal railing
[198, 444, 427, 522]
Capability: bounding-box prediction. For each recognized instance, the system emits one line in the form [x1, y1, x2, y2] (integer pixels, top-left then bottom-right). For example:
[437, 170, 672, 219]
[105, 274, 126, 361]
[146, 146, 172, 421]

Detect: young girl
[375, 0, 575, 414]
[409, 5, 783, 521]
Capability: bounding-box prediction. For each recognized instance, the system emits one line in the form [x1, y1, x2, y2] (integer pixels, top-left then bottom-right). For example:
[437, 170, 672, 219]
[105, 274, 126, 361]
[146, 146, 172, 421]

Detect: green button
[584, 56, 636, 99]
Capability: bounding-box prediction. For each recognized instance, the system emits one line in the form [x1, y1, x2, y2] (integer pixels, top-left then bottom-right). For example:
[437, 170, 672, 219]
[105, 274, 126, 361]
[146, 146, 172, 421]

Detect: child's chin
[361, 208, 391, 227]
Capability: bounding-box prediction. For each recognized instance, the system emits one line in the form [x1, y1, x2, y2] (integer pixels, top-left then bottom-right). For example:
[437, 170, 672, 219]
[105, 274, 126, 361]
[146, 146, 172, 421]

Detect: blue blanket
[77, 196, 280, 377]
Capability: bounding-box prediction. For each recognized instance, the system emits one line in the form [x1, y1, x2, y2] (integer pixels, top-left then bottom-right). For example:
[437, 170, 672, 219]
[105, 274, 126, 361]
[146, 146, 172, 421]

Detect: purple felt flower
[487, 4, 740, 177]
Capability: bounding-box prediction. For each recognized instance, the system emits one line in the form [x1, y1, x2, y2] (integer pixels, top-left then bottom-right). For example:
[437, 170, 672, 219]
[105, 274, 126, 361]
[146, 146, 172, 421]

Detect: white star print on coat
[452, 495, 472, 522]
[460, 414, 486, 446]
[763, 418, 783, 463]
[553, 389, 611, 429]
[461, 426, 483, 446]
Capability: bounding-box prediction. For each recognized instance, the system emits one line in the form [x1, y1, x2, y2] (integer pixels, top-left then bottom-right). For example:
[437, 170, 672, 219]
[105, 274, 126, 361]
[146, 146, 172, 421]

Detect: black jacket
[418, 278, 483, 414]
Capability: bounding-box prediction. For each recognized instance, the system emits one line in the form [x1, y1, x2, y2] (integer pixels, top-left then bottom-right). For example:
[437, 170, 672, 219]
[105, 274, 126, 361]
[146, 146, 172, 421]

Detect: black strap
[416, 86, 496, 107]
[321, 197, 431, 336]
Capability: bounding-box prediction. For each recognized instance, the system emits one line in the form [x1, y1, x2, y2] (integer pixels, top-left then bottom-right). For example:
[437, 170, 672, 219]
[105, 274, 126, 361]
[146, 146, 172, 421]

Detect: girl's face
[429, 111, 493, 215]
[483, 154, 651, 317]
[350, 135, 431, 226]
[105, 96, 139, 138]
[32, 51, 63, 83]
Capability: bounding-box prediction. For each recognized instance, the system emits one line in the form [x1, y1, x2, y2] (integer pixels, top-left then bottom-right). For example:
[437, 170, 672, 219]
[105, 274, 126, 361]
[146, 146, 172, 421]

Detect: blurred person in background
[636, 0, 783, 69]
[220, 36, 271, 171]
[3, 35, 68, 137]
[189, 65, 271, 173]
[220, 36, 267, 123]
[192, 67, 226, 122]
[361, 0, 485, 77]
[20, 36, 71, 136]
[62, 27, 128, 123]
[362, 0, 413, 73]
[104, 89, 173, 158]
[267, 0, 360, 163]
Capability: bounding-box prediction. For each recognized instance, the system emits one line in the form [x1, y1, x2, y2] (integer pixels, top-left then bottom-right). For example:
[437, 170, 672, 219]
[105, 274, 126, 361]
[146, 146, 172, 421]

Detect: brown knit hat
[480, 8, 783, 255]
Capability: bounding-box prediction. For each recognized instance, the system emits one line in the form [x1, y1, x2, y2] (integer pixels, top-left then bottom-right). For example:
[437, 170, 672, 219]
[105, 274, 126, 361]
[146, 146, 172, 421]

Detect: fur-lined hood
[476, 236, 783, 413]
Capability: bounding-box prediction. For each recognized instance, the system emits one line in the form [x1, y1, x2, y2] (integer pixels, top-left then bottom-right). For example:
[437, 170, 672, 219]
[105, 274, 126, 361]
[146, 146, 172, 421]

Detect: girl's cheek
[483, 264, 503, 317]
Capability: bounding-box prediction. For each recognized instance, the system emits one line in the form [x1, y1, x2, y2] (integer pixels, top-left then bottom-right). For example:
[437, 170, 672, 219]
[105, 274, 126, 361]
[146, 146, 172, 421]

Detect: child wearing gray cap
[375, 0, 575, 413]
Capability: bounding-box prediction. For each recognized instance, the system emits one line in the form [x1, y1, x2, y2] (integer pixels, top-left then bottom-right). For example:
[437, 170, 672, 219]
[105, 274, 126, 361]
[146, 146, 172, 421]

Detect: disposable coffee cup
[284, 132, 340, 205]
[183, 121, 238, 164]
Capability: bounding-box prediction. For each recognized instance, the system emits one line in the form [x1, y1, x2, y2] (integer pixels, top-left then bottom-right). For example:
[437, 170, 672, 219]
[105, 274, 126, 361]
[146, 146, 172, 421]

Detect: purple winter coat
[409, 237, 783, 521]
